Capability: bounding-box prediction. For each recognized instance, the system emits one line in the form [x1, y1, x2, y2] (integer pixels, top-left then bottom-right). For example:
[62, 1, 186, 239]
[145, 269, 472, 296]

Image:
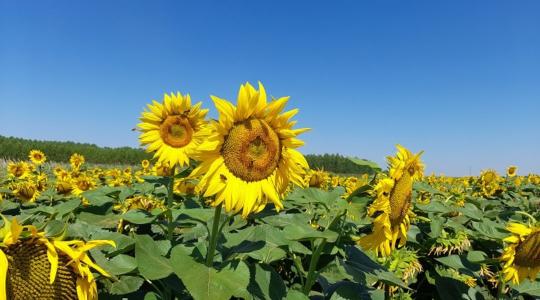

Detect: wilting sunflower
[71, 174, 97, 196]
[501, 222, 540, 284]
[9, 179, 40, 203]
[0, 217, 115, 300]
[191, 82, 309, 217]
[305, 169, 329, 189]
[29, 150, 46, 165]
[507, 165, 518, 177]
[138, 92, 208, 168]
[69, 154, 85, 171]
[358, 145, 424, 257]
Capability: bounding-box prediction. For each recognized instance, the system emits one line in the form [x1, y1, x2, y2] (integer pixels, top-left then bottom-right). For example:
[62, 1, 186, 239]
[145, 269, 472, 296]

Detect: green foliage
[0, 135, 151, 164]
[305, 153, 380, 175]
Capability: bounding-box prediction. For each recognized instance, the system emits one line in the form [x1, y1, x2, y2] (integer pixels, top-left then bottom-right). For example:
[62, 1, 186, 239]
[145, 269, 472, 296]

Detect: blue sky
[1, 1, 539, 176]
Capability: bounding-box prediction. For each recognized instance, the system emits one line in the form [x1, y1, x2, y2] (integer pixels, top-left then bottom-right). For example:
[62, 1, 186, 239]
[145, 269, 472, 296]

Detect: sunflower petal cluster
[358, 145, 424, 257]
[138, 92, 209, 168]
[191, 82, 309, 217]
[501, 222, 540, 284]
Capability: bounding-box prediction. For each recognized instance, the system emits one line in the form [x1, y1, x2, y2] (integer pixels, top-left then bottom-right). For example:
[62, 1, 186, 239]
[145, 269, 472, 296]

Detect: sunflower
[69, 154, 85, 171]
[138, 92, 208, 168]
[501, 222, 540, 284]
[479, 169, 501, 197]
[0, 217, 114, 300]
[29, 150, 46, 165]
[7, 162, 31, 179]
[358, 145, 424, 257]
[9, 179, 40, 203]
[305, 169, 329, 189]
[71, 174, 97, 196]
[141, 159, 150, 170]
[191, 82, 309, 217]
[507, 166, 518, 177]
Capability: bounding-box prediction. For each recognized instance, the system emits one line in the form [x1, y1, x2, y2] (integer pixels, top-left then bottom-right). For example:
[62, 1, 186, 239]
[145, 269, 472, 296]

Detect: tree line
[0, 135, 377, 174]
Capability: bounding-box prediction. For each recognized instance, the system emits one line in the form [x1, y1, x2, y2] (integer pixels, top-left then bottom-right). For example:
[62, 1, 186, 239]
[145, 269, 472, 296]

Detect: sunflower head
[507, 165, 518, 177]
[9, 178, 40, 203]
[29, 150, 46, 165]
[387, 145, 424, 182]
[69, 154, 85, 171]
[138, 92, 208, 168]
[0, 217, 115, 300]
[71, 174, 96, 196]
[501, 222, 540, 284]
[306, 169, 330, 189]
[7, 162, 31, 179]
[141, 159, 150, 170]
[192, 82, 309, 217]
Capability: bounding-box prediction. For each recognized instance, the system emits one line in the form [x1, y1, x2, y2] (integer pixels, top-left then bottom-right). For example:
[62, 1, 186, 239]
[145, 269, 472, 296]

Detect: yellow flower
[138, 92, 208, 168]
[0, 217, 115, 300]
[7, 162, 31, 179]
[507, 165, 518, 177]
[28, 150, 46, 165]
[9, 179, 40, 203]
[141, 159, 150, 170]
[501, 222, 540, 284]
[305, 169, 329, 189]
[479, 169, 501, 197]
[358, 145, 424, 257]
[191, 82, 310, 217]
[71, 174, 96, 196]
[70, 154, 85, 171]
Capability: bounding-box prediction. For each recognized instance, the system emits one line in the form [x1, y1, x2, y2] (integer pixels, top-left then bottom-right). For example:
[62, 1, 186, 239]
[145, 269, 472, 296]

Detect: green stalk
[206, 203, 223, 267]
[302, 238, 327, 295]
[166, 172, 175, 241]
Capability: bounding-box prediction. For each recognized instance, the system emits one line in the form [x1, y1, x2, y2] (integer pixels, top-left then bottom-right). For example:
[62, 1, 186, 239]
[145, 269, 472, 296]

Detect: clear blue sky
[1, 1, 539, 176]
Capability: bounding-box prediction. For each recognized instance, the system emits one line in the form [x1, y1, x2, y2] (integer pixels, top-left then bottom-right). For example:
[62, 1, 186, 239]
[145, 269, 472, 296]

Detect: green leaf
[109, 275, 144, 295]
[78, 212, 120, 228]
[285, 290, 309, 300]
[511, 279, 540, 297]
[54, 199, 81, 217]
[170, 245, 250, 300]
[248, 264, 287, 300]
[435, 255, 480, 273]
[122, 210, 157, 224]
[134, 235, 173, 280]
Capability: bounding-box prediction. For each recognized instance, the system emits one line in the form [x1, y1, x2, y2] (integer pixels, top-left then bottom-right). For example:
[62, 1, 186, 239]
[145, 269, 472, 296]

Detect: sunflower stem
[166, 172, 175, 241]
[302, 238, 327, 295]
[206, 203, 223, 267]
[516, 211, 537, 225]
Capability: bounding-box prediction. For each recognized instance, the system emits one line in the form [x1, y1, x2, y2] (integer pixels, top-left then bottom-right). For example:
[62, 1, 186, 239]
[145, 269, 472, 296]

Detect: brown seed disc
[222, 119, 281, 182]
[160, 115, 193, 148]
[5, 239, 78, 300]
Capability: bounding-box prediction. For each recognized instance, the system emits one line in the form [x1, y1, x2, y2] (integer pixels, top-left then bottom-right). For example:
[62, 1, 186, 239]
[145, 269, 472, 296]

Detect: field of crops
[0, 83, 539, 300]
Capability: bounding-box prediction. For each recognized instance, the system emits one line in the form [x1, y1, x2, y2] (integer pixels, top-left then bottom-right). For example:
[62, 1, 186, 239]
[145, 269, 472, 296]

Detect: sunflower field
[0, 82, 539, 300]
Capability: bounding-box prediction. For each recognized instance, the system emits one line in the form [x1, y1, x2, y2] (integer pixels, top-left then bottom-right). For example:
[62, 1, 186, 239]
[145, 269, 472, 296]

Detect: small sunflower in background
[141, 159, 150, 171]
[501, 222, 540, 284]
[28, 150, 46, 165]
[507, 165, 518, 177]
[359, 145, 424, 257]
[191, 82, 310, 218]
[138, 92, 209, 168]
[0, 217, 115, 300]
[69, 153, 85, 171]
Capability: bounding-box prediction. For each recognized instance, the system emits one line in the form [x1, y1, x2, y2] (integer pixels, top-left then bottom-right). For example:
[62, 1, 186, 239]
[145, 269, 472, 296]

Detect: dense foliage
[305, 154, 380, 175]
[0, 135, 151, 164]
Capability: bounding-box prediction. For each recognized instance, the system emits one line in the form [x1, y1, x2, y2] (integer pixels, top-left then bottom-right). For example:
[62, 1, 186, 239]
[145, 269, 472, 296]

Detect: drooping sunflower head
[0, 217, 115, 300]
[480, 169, 499, 184]
[9, 178, 40, 203]
[306, 169, 329, 189]
[114, 194, 165, 213]
[501, 222, 540, 284]
[192, 82, 310, 217]
[7, 162, 31, 179]
[69, 153, 85, 170]
[29, 150, 46, 165]
[138, 92, 209, 168]
[507, 165, 518, 177]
